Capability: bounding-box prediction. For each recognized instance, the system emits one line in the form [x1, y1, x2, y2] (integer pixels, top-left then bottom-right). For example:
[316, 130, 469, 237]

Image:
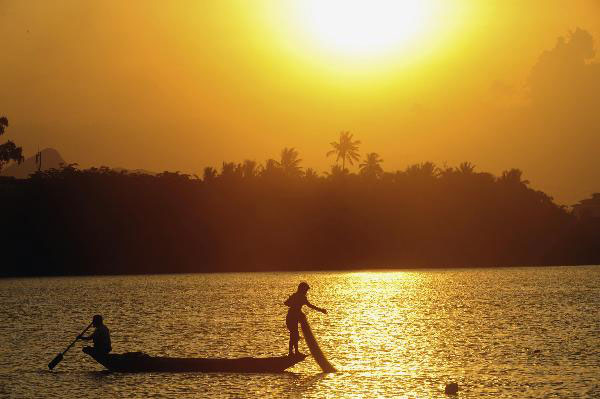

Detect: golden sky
[1, 0, 600, 203]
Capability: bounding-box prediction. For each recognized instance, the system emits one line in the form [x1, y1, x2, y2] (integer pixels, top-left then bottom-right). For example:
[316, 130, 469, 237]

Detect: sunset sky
[2, 0, 600, 204]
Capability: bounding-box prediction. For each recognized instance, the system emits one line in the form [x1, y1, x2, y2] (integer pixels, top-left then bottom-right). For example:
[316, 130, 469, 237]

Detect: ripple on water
[0, 266, 599, 398]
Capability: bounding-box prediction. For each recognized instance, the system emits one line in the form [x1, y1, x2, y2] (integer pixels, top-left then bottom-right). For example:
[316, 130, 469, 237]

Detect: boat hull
[83, 348, 307, 373]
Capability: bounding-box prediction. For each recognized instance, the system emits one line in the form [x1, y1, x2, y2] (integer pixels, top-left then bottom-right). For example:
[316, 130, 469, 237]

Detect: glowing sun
[296, 0, 435, 58]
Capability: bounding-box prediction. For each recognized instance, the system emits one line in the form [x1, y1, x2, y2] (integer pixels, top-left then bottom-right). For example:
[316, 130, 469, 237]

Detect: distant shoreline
[2, 164, 599, 278]
[3, 263, 599, 279]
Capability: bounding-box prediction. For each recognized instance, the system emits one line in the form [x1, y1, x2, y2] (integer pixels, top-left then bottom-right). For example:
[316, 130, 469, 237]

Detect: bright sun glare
[297, 0, 434, 58]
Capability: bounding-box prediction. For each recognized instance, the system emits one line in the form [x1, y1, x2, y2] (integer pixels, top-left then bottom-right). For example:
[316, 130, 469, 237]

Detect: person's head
[92, 314, 103, 327]
[298, 282, 310, 294]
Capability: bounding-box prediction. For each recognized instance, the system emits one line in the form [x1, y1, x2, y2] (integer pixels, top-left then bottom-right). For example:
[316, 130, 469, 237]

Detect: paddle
[48, 322, 93, 370]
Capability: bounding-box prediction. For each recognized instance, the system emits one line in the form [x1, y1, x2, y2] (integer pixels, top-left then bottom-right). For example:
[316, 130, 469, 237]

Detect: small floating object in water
[445, 382, 459, 395]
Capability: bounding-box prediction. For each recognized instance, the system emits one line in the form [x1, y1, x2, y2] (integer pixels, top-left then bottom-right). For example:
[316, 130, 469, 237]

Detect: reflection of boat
[83, 348, 307, 373]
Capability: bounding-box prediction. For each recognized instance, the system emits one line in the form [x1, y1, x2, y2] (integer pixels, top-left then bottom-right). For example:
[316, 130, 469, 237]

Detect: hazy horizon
[2, 1, 600, 204]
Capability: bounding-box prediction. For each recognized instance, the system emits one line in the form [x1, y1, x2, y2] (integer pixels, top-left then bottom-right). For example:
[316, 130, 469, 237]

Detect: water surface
[1, 266, 599, 398]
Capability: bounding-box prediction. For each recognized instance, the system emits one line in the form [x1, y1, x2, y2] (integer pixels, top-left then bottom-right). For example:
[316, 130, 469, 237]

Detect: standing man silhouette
[284, 282, 327, 356]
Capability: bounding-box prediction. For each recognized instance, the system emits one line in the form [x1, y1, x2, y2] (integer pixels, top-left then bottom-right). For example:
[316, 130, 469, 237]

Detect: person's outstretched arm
[78, 330, 96, 341]
[306, 300, 327, 314]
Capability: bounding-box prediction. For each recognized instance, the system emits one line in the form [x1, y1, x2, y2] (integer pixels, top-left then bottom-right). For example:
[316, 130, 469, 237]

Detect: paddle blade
[48, 353, 63, 370]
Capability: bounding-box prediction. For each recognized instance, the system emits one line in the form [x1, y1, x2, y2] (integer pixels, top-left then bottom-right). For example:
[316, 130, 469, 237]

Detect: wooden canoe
[83, 348, 307, 373]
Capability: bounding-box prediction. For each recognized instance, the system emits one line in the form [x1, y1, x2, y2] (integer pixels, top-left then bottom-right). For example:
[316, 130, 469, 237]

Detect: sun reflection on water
[1, 267, 599, 398]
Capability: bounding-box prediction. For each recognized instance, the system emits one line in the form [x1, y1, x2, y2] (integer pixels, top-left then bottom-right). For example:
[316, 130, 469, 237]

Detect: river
[1, 266, 599, 398]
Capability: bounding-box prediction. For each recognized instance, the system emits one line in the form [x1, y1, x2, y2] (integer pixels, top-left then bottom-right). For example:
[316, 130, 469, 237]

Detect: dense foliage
[1, 159, 598, 277]
[0, 117, 24, 172]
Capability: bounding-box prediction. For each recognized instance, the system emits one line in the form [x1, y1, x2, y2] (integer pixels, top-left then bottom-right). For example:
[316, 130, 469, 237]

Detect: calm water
[1, 267, 599, 398]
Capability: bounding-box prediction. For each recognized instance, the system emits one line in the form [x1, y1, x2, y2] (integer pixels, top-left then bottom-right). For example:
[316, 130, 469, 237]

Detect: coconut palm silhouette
[278, 147, 303, 177]
[359, 152, 384, 178]
[241, 160, 258, 179]
[327, 131, 361, 171]
[203, 166, 217, 182]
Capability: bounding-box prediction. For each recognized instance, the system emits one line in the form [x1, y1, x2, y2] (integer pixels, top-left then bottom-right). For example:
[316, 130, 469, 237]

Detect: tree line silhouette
[1, 130, 599, 277]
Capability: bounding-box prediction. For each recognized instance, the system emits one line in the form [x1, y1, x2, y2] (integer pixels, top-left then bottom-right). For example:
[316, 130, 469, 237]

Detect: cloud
[529, 28, 600, 113]
[467, 28, 600, 204]
[508, 28, 600, 203]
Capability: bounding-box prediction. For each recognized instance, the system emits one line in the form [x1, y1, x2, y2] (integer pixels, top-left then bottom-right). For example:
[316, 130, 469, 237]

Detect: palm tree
[498, 168, 529, 186]
[326, 131, 361, 171]
[404, 162, 439, 179]
[359, 153, 384, 178]
[437, 165, 455, 180]
[304, 168, 319, 180]
[278, 147, 302, 177]
[241, 160, 258, 179]
[457, 161, 476, 174]
[259, 158, 282, 178]
[220, 162, 242, 179]
[438, 162, 476, 181]
[203, 166, 217, 182]
[325, 164, 349, 179]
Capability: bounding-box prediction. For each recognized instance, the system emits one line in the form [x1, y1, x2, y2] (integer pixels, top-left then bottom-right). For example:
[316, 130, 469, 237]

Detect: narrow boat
[83, 348, 307, 373]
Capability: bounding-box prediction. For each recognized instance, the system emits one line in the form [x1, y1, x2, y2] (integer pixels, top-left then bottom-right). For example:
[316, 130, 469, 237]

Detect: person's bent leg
[82, 346, 108, 358]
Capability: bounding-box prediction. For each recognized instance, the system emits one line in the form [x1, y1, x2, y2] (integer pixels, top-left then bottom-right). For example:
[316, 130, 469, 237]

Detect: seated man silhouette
[78, 315, 112, 357]
[284, 282, 327, 356]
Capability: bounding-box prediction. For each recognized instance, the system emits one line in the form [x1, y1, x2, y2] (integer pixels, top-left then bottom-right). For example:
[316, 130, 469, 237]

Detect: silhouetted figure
[78, 315, 112, 356]
[284, 282, 327, 356]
